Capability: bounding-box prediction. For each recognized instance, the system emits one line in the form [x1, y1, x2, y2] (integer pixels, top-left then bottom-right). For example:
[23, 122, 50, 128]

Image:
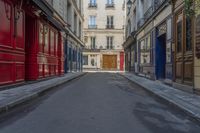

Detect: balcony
[105, 3, 115, 8]
[154, 0, 166, 10]
[106, 25, 114, 29]
[144, 6, 154, 21]
[106, 45, 114, 49]
[88, 3, 97, 8]
[88, 25, 97, 29]
[137, 0, 167, 29]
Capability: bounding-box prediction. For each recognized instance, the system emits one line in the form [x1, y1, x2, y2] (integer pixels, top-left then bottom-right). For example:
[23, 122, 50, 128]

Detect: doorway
[156, 34, 166, 80]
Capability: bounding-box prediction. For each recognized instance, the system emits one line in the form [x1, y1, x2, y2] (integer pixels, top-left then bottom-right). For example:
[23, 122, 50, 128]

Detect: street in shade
[0, 73, 200, 133]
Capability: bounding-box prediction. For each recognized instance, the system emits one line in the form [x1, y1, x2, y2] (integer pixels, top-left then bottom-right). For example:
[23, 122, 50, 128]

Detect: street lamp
[127, 0, 133, 9]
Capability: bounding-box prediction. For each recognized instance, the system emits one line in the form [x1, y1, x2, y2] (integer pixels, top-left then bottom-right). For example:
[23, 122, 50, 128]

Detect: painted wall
[194, 14, 200, 90]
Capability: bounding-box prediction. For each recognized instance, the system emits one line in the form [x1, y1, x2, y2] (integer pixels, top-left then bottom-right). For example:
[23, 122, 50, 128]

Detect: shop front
[0, 0, 25, 85]
[0, 0, 65, 86]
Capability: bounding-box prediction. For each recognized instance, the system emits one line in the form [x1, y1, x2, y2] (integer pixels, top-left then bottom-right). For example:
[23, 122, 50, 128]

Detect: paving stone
[120, 72, 200, 122]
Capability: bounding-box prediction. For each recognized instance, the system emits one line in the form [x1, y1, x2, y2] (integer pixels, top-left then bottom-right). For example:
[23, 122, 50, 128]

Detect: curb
[0, 73, 87, 114]
[118, 73, 200, 123]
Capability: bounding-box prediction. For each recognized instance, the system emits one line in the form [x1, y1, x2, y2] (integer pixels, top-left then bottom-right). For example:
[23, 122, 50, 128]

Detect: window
[90, 55, 97, 66]
[83, 55, 88, 65]
[107, 16, 114, 29]
[186, 17, 192, 51]
[177, 21, 182, 53]
[90, 37, 96, 49]
[89, 16, 96, 28]
[106, 0, 114, 8]
[89, 0, 97, 7]
[140, 34, 151, 64]
[91, 59, 95, 66]
[107, 36, 113, 49]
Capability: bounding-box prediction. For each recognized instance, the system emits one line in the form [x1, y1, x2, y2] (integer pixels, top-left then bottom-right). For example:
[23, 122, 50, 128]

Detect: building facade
[0, 0, 84, 86]
[50, 0, 84, 72]
[83, 0, 125, 71]
[124, 0, 173, 80]
[124, 0, 200, 93]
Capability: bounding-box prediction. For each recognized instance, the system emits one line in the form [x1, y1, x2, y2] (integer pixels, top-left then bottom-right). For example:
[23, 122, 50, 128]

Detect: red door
[120, 52, 124, 71]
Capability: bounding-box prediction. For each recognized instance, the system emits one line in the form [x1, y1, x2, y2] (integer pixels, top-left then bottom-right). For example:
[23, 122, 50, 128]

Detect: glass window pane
[186, 17, 192, 51]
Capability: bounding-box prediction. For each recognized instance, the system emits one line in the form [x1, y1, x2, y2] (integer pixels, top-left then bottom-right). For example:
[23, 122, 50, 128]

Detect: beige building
[83, 0, 125, 71]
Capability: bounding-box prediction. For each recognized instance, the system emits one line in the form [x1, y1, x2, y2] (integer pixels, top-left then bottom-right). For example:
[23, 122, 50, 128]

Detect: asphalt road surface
[0, 73, 200, 133]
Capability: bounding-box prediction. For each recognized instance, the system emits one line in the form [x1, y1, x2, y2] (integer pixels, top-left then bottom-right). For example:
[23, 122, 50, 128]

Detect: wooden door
[103, 55, 117, 69]
[175, 10, 193, 85]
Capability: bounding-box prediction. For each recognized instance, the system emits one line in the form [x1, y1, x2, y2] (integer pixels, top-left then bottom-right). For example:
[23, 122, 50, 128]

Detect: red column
[58, 32, 64, 75]
[25, 15, 39, 80]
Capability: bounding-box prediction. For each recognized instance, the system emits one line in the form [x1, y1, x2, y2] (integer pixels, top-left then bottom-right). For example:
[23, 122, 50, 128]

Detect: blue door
[156, 34, 166, 79]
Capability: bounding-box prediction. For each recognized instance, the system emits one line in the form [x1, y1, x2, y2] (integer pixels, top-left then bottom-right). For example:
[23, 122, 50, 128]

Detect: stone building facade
[83, 0, 125, 71]
[123, 0, 200, 93]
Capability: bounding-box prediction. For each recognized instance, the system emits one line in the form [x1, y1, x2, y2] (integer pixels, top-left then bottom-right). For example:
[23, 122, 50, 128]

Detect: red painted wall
[120, 52, 124, 71]
[0, 0, 25, 85]
[25, 14, 63, 81]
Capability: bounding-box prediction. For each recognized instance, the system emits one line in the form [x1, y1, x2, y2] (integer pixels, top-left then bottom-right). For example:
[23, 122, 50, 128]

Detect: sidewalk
[0, 72, 86, 113]
[119, 72, 200, 122]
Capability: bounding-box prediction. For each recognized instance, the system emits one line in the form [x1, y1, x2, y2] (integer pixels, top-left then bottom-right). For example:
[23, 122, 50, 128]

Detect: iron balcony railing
[144, 6, 154, 21]
[106, 45, 114, 49]
[154, 0, 166, 10]
[106, 25, 114, 29]
[137, 0, 167, 29]
[88, 25, 97, 29]
[105, 3, 115, 8]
